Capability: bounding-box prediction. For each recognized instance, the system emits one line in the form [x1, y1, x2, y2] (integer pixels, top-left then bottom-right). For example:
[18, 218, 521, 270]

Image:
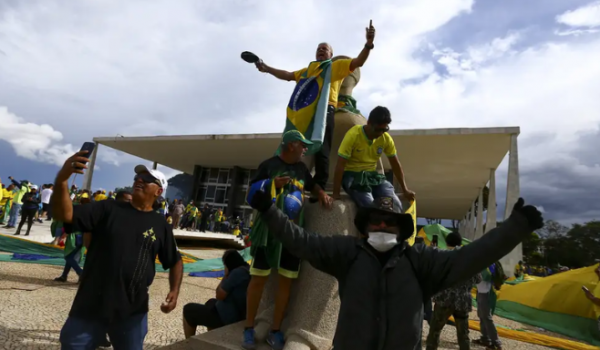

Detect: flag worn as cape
[278, 59, 332, 156]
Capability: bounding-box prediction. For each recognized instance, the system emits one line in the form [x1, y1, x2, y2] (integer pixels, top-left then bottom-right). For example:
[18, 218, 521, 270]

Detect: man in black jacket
[248, 193, 544, 350]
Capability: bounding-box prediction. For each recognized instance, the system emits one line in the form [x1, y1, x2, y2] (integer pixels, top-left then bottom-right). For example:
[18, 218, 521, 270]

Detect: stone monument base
[159, 199, 360, 350]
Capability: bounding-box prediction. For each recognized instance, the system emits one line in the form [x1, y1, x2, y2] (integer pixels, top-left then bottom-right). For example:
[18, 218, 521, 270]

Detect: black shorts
[42, 203, 50, 212]
[183, 299, 224, 329]
[250, 246, 301, 279]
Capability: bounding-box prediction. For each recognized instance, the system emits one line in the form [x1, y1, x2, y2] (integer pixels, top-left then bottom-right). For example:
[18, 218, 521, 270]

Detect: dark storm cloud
[519, 128, 600, 223]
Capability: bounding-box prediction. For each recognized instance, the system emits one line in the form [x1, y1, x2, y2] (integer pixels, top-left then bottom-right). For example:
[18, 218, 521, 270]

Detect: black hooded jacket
[259, 205, 532, 350]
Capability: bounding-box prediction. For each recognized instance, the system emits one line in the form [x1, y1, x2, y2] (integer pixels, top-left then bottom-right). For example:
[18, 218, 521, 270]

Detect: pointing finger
[369, 19, 372, 27]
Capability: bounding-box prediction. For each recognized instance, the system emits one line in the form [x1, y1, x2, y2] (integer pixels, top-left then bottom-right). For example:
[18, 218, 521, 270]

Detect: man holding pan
[248, 20, 376, 190]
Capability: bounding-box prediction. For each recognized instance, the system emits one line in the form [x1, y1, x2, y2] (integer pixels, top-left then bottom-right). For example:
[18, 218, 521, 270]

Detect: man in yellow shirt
[332, 106, 415, 209]
[255, 21, 376, 190]
[0, 184, 15, 224]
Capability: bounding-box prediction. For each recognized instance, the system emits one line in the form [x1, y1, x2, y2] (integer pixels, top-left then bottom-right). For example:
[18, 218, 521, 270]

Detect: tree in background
[524, 220, 600, 268]
[114, 186, 133, 193]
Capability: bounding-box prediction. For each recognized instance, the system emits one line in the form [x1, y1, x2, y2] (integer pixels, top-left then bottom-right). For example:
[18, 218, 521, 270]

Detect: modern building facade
[89, 126, 522, 275]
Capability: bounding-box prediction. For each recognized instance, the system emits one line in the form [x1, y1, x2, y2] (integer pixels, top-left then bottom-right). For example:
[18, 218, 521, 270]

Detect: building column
[504, 134, 520, 219]
[152, 162, 158, 170]
[474, 187, 484, 239]
[191, 165, 203, 203]
[226, 166, 243, 218]
[501, 134, 521, 277]
[82, 143, 99, 191]
[486, 169, 497, 232]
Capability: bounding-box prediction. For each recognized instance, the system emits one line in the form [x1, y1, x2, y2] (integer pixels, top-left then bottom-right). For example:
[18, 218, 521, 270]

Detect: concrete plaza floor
[0, 220, 561, 350]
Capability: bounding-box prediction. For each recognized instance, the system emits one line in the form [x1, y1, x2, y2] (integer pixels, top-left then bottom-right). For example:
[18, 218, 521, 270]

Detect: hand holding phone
[56, 142, 95, 183]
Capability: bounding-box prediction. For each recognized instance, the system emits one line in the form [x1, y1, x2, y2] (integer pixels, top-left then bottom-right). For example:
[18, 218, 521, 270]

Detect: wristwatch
[365, 43, 374, 50]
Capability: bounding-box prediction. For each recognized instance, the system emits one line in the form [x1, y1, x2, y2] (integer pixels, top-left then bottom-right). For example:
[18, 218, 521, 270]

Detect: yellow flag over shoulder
[405, 200, 417, 246]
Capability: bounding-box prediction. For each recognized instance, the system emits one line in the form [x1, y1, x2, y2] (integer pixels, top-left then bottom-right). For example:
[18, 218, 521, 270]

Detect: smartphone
[77, 142, 96, 170]
[432, 235, 439, 247]
[582, 286, 590, 292]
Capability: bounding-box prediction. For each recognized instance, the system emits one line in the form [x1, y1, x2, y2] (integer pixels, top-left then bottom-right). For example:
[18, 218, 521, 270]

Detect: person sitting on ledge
[243, 130, 332, 350]
[247, 189, 544, 350]
[183, 250, 250, 338]
[332, 106, 415, 208]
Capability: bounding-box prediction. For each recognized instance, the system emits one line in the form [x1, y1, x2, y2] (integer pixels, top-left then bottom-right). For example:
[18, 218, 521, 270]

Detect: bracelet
[365, 43, 374, 50]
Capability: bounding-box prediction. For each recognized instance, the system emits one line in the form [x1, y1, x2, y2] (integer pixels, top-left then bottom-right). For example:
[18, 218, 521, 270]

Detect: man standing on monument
[243, 130, 333, 350]
[332, 106, 415, 208]
[247, 187, 544, 350]
[255, 21, 376, 189]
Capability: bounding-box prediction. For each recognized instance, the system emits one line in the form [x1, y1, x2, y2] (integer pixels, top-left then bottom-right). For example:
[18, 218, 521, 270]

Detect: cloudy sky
[0, 0, 599, 224]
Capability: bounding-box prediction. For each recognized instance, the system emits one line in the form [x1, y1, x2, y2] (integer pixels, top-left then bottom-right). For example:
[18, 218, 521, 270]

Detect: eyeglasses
[367, 212, 397, 227]
[134, 173, 162, 187]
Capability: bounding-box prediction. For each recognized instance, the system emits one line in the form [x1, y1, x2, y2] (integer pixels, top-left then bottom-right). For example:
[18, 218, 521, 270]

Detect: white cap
[30, 184, 38, 190]
[134, 165, 168, 196]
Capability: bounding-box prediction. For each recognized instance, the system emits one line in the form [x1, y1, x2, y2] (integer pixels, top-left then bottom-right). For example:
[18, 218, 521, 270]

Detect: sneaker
[242, 328, 256, 350]
[54, 276, 67, 282]
[266, 330, 285, 350]
[486, 343, 503, 350]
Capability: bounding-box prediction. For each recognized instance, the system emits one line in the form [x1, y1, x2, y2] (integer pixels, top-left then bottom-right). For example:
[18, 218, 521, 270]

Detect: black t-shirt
[251, 156, 316, 192]
[66, 200, 181, 321]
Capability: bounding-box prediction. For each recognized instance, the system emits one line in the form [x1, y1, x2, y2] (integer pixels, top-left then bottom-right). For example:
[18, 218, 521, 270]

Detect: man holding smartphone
[52, 147, 183, 350]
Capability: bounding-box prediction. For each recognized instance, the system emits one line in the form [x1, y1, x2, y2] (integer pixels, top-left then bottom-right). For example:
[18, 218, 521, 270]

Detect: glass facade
[193, 167, 255, 226]
[191, 166, 395, 227]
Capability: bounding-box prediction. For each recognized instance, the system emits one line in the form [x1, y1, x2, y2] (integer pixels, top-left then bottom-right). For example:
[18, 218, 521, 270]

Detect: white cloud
[556, 1, 600, 28]
[0, 106, 75, 165]
[1, 0, 600, 222]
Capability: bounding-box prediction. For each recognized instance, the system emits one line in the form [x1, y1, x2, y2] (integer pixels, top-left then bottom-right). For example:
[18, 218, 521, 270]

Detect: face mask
[367, 232, 398, 253]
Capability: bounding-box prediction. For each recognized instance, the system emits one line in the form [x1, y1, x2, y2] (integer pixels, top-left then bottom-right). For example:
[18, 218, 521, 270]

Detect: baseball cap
[134, 165, 168, 195]
[281, 130, 313, 146]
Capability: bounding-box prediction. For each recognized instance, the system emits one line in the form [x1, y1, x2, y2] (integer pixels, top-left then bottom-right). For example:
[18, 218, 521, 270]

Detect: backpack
[489, 261, 506, 290]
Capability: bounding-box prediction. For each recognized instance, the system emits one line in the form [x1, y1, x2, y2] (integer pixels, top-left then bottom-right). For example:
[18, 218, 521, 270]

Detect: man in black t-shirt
[243, 130, 333, 350]
[53, 152, 183, 350]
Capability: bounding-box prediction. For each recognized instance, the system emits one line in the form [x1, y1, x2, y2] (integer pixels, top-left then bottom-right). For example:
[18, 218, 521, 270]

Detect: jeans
[476, 292, 500, 345]
[60, 313, 148, 350]
[7, 203, 22, 227]
[62, 246, 83, 278]
[342, 175, 402, 210]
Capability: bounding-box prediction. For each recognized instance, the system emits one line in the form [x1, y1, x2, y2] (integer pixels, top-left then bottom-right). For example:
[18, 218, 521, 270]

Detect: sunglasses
[367, 212, 397, 227]
[134, 173, 162, 187]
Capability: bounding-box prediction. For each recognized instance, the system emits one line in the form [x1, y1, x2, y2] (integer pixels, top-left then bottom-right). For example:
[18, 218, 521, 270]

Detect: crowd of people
[513, 260, 568, 278]
[167, 199, 245, 235]
[0, 177, 54, 235]
[2, 22, 552, 350]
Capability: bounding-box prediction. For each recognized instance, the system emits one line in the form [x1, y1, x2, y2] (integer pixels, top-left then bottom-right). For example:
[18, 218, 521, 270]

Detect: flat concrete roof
[95, 126, 519, 219]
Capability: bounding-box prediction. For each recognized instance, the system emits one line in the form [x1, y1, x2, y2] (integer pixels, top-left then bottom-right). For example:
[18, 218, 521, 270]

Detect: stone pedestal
[180, 199, 360, 350]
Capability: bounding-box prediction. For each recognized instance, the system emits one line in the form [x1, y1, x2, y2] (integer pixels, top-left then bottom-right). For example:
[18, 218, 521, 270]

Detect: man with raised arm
[255, 21, 376, 189]
[247, 188, 544, 350]
[53, 151, 183, 350]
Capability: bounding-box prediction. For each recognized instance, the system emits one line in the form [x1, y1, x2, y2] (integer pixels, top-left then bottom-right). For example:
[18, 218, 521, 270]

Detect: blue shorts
[59, 313, 147, 350]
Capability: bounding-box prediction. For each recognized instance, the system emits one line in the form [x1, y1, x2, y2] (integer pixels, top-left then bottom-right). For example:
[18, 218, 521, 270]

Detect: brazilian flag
[279, 59, 332, 155]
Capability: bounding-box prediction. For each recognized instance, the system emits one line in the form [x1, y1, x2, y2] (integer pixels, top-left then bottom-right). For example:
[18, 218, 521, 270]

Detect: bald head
[316, 42, 333, 61]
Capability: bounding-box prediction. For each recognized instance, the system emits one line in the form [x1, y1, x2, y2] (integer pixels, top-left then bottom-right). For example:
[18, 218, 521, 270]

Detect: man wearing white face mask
[248, 192, 544, 350]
